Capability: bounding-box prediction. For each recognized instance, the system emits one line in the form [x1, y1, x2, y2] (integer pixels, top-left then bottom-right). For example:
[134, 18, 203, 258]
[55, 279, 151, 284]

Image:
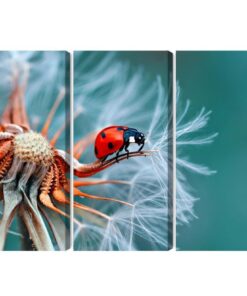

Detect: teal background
[177, 51, 247, 250]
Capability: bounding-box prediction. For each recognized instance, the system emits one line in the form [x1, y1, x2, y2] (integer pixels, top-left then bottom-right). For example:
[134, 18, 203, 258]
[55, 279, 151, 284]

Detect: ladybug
[94, 126, 145, 162]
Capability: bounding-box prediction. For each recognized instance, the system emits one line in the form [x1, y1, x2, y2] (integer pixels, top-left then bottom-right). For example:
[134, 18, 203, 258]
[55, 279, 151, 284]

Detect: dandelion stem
[73, 131, 97, 159]
[73, 179, 131, 187]
[0, 183, 22, 250]
[73, 202, 111, 221]
[73, 187, 133, 207]
[74, 150, 152, 178]
[2, 73, 30, 128]
[41, 87, 65, 137]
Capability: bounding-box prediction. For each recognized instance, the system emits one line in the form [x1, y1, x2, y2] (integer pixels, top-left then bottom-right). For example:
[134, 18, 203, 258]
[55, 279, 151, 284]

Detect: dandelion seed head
[13, 132, 54, 166]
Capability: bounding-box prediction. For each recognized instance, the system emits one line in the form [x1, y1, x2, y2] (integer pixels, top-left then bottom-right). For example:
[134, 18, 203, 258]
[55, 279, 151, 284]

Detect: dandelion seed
[176, 84, 217, 225]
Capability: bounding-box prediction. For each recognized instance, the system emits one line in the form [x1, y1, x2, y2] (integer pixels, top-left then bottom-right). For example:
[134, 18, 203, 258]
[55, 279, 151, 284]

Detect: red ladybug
[94, 126, 145, 162]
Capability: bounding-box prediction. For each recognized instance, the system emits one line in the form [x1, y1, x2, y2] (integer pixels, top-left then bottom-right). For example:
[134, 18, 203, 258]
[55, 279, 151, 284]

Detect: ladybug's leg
[116, 145, 124, 162]
[138, 143, 144, 152]
[124, 143, 130, 159]
[116, 151, 120, 163]
[101, 156, 108, 163]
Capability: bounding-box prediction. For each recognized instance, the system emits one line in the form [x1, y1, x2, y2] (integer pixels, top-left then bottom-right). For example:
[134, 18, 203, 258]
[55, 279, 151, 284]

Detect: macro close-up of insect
[94, 126, 145, 162]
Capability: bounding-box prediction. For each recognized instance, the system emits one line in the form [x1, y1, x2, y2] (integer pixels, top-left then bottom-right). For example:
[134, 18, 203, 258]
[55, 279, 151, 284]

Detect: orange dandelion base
[0, 71, 151, 250]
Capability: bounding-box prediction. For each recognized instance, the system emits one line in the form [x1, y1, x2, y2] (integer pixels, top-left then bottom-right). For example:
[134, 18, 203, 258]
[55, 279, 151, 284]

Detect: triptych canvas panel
[0, 51, 245, 251]
[73, 52, 173, 250]
[0, 52, 70, 250]
[177, 51, 247, 250]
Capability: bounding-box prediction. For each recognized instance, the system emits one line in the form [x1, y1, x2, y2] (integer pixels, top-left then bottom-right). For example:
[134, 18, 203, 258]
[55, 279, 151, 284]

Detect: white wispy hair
[176, 85, 218, 225]
[74, 52, 216, 250]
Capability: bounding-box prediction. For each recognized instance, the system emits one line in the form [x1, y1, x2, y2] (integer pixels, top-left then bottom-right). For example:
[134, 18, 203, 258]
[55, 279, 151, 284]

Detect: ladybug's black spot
[101, 132, 106, 138]
[108, 142, 114, 149]
[117, 127, 123, 131]
[95, 147, 98, 155]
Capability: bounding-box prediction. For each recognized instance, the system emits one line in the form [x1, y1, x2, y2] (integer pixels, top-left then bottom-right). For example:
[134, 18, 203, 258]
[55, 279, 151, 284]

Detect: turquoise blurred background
[177, 51, 247, 250]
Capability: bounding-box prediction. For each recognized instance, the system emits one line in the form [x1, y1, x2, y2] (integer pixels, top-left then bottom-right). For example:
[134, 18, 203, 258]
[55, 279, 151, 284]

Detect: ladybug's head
[134, 130, 145, 145]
